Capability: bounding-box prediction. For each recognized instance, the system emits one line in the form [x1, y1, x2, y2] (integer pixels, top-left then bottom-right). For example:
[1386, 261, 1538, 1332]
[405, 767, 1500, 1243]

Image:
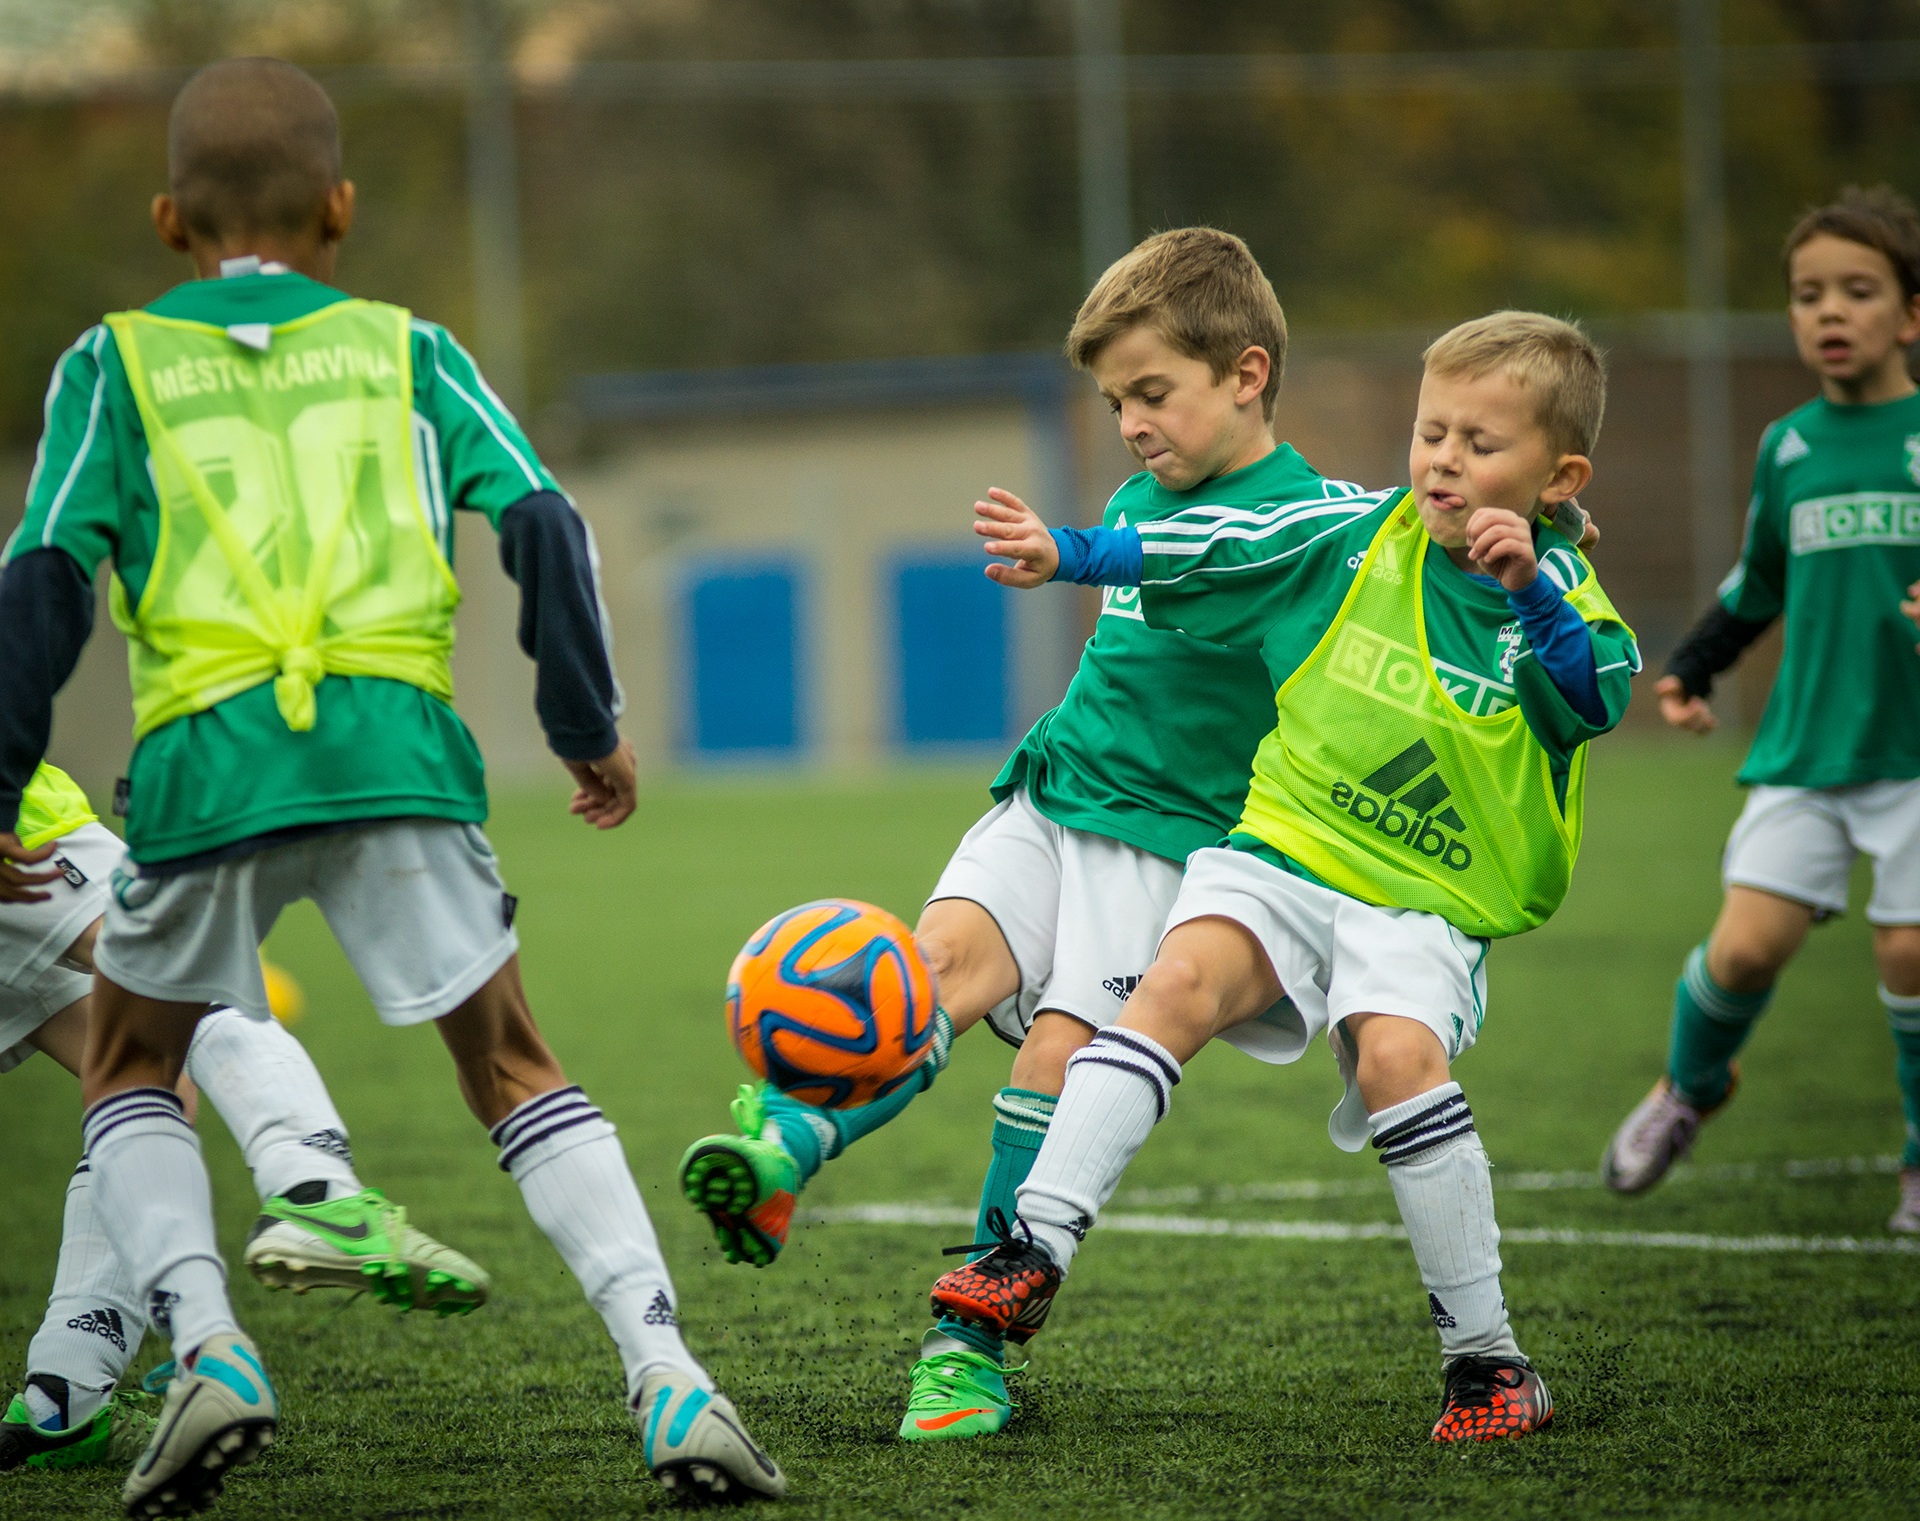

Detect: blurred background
[5, 0, 1920, 799]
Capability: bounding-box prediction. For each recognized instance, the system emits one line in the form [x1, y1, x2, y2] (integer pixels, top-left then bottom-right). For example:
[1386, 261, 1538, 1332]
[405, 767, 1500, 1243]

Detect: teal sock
[1883, 987, 1920, 1169]
[1667, 943, 1771, 1107]
[935, 1087, 1056, 1363]
[760, 1008, 956, 1186]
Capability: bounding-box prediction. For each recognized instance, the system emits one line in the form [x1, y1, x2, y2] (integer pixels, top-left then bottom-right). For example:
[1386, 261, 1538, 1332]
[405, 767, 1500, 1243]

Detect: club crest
[1905, 433, 1920, 487]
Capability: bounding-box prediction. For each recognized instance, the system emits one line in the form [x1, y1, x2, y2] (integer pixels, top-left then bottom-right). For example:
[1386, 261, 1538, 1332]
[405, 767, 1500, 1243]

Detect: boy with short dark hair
[0, 58, 781, 1514]
[1603, 185, 1920, 1230]
[935, 310, 1636, 1441]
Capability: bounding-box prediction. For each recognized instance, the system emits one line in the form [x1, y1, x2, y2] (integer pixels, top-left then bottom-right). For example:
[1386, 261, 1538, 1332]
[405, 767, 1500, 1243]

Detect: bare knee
[914, 899, 1018, 1031]
[1348, 1013, 1450, 1113]
[1875, 927, 1920, 999]
[436, 959, 568, 1129]
[1007, 1011, 1094, 1095]
[1706, 889, 1813, 993]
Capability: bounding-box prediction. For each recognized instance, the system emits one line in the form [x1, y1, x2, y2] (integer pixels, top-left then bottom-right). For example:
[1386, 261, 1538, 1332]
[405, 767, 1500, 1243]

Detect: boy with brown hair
[1603, 185, 1920, 1230]
[935, 311, 1636, 1441]
[0, 57, 782, 1514]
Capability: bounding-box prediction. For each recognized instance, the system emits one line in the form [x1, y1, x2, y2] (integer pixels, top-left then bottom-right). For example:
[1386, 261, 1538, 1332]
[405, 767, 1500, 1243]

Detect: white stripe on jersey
[1139, 491, 1392, 560]
[38, 326, 110, 550]
[410, 411, 450, 554]
[412, 320, 545, 494]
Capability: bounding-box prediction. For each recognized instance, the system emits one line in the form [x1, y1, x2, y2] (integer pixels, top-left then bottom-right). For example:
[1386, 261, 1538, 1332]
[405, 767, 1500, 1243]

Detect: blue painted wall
[682, 560, 802, 757]
[892, 553, 1009, 749]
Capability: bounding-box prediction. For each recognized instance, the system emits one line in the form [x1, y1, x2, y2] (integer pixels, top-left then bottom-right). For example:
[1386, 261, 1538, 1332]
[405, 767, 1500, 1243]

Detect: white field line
[1114, 1153, 1904, 1207]
[808, 1202, 1920, 1257]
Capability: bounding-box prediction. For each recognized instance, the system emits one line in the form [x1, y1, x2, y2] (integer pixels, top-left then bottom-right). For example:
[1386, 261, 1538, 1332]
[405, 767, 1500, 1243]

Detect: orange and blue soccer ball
[727, 899, 937, 1109]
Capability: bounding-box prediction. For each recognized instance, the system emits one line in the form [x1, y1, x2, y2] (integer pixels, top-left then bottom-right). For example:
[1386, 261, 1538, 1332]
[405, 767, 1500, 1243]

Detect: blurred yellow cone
[262, 958, 306, 1025]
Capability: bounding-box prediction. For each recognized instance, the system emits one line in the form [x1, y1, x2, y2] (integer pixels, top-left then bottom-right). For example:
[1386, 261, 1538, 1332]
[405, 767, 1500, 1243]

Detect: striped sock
[1014, 1028, 1180, 1275]
[492, 1087, 708, 1397]
[1668, 944, 1771, 1107]
[1370, 1083, 1520, 1362]
[82, 1088, 237, 1361]
[934, 1087, 1056, 1360]
[1883, 987, 1920, 1169]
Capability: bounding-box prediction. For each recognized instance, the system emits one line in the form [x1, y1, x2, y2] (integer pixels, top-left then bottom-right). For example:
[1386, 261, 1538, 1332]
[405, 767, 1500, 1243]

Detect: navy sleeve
[1049, 524, 1142, 586]
[1506, 573, 1604, 726]
[495, 492, 623, 763]
[0, 549, 95, 836]
[1664, 603, 1774, 699]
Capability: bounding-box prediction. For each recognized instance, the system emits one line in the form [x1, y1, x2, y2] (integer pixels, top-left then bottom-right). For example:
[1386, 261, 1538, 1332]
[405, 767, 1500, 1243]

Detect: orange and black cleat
[1432, 1356, 1553, 1442]
[927, 1209, 1062, 1345]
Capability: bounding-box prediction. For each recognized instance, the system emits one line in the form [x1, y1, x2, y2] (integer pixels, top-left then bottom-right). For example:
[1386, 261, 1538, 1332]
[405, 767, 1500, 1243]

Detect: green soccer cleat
[122, 1331, 276, 1519]
[897, 1336, 1014, 1443]
[679, 1086, 802, 1267]
[0, 1388, 156, 1471]
[243, 1187, 489, 1316]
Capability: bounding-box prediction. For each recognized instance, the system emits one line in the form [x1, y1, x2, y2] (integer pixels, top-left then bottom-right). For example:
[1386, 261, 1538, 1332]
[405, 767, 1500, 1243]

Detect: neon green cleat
[897, 1336, 1014, 1443]
[679, 1085, 801, 1267]
[243, 1187, 489, 1316]
[0, 1390, 156, 1471]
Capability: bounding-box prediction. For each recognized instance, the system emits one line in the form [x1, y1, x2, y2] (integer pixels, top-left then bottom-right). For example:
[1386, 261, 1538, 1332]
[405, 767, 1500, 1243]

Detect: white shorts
[928, 788, 1186, 1044]
[1166, 845, 1490, 1153]
[0, 822, 124, 1072]
[95, 819, 520, 1026]
[1722, 780, 1920, 925]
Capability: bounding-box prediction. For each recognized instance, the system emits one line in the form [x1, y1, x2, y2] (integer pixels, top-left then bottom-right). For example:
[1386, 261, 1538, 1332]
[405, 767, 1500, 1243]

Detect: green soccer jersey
[1720, 390, 1920, 789]
[992, 444, 1334, 862]
[1134, 489, 1639, 800]
[6, 270, 564, 864]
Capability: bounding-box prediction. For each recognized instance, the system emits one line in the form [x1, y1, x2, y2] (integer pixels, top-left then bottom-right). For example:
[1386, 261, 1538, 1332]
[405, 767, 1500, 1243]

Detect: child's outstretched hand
[1464, 507, 1538, 592]
[975, 488, 1059, 587]
[1655, 674, 1718, 734]
[1904, 578, 1920, 651]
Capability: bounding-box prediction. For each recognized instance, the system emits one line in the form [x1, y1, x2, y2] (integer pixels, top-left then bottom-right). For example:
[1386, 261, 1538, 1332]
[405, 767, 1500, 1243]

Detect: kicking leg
[82, 979, 277, 1519]
[679, 896, 1007, 1267]
[1604, 886, 1812, 1193]
[440, 958, 784, 1501]
[932, 917, 1276, 1338]
[900, 1012, 1088, 1443]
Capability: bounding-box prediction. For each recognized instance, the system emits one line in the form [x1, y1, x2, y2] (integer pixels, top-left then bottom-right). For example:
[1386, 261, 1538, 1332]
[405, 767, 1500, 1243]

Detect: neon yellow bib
[16, 763, 98, 851]
[104, 300, 460, 740]
[1239, 494, 1629, 938]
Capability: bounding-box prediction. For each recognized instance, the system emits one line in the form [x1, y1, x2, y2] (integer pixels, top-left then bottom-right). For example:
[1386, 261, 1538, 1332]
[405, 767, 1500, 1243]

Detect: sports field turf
[4, 736, 1918, 1520]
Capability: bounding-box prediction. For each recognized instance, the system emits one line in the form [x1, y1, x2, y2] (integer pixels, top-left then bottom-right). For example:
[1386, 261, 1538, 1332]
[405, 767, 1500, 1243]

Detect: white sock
[82, 1088, 239, 1361]
[187, 1007, 363, 1202]
[23, 1160, 147, 1430]
[492, 1087, 709, 1401]
[1013, 1027, 1180, 1275]
[1370, 1082, 1521, 1361]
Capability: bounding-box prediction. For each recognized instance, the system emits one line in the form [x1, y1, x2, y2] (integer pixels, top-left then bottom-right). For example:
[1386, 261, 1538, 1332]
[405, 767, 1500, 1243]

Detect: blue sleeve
[1049, 525, 1142, 586]
[1507, 573, 1603, 725]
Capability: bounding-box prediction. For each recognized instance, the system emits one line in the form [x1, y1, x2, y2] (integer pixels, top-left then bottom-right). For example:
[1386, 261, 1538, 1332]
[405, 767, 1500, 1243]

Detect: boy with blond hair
[1603, 186, 1920, 1229]
[934, 311, 1636, 1441]
[0, 58, 781, 1514]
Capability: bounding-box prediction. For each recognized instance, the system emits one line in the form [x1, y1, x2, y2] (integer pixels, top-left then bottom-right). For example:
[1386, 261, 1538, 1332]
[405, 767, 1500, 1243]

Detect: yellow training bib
[15, 763, 98, 851]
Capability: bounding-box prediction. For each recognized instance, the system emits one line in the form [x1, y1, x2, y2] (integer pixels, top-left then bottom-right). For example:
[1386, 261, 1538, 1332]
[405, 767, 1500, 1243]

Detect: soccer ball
[727, 899, 937, 1109]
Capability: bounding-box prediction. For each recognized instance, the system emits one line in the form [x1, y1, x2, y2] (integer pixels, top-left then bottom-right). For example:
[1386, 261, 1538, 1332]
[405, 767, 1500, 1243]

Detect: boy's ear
[1541, 452, 1593, 508]
[1897, 291, 1920, 349]
[321, 181, 357, 246]
[151, 195, 191, 255]
[1232, 345, 1271, 408]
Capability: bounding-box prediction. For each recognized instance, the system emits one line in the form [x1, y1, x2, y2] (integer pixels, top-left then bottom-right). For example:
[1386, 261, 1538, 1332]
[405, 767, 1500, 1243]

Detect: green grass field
[5, 737, 1919, 1520]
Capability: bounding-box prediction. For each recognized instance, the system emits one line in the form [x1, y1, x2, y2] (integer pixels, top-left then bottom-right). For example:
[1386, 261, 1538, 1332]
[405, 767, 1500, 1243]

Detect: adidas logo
[1775, 426, 1810, 466]
[1102, 975, 1141, 1002]
[299, 1127, 355, 1164]
[642, 1290, 677, 1327]
[1428, 1292, 1458, 1329]
[66, 1307, 128, 1352]
[1330, 739, 1473, 873]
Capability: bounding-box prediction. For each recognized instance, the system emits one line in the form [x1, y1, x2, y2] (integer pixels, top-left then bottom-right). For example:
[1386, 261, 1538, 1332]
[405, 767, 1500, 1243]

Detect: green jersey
[6, 270, 563, 864]
[1134, 489, 1639, 806]
[1721, 390, 1920, 789]
[992, 444, 1332, 862]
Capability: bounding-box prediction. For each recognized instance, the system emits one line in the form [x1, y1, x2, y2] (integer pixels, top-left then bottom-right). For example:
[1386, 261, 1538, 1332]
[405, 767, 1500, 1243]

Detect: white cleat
[1601, 1068, 1738, 1195]
[635, 1370, 785, 1502]
[1890, 1168, 1920, 1234]
[121, 1331, 277, 1519]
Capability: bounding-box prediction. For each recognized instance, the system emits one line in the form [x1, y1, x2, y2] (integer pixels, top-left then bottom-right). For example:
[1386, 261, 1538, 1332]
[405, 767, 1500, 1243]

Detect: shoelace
[1442, 1358, 1529, 1410]
[941, 1206, 1036, 1262]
